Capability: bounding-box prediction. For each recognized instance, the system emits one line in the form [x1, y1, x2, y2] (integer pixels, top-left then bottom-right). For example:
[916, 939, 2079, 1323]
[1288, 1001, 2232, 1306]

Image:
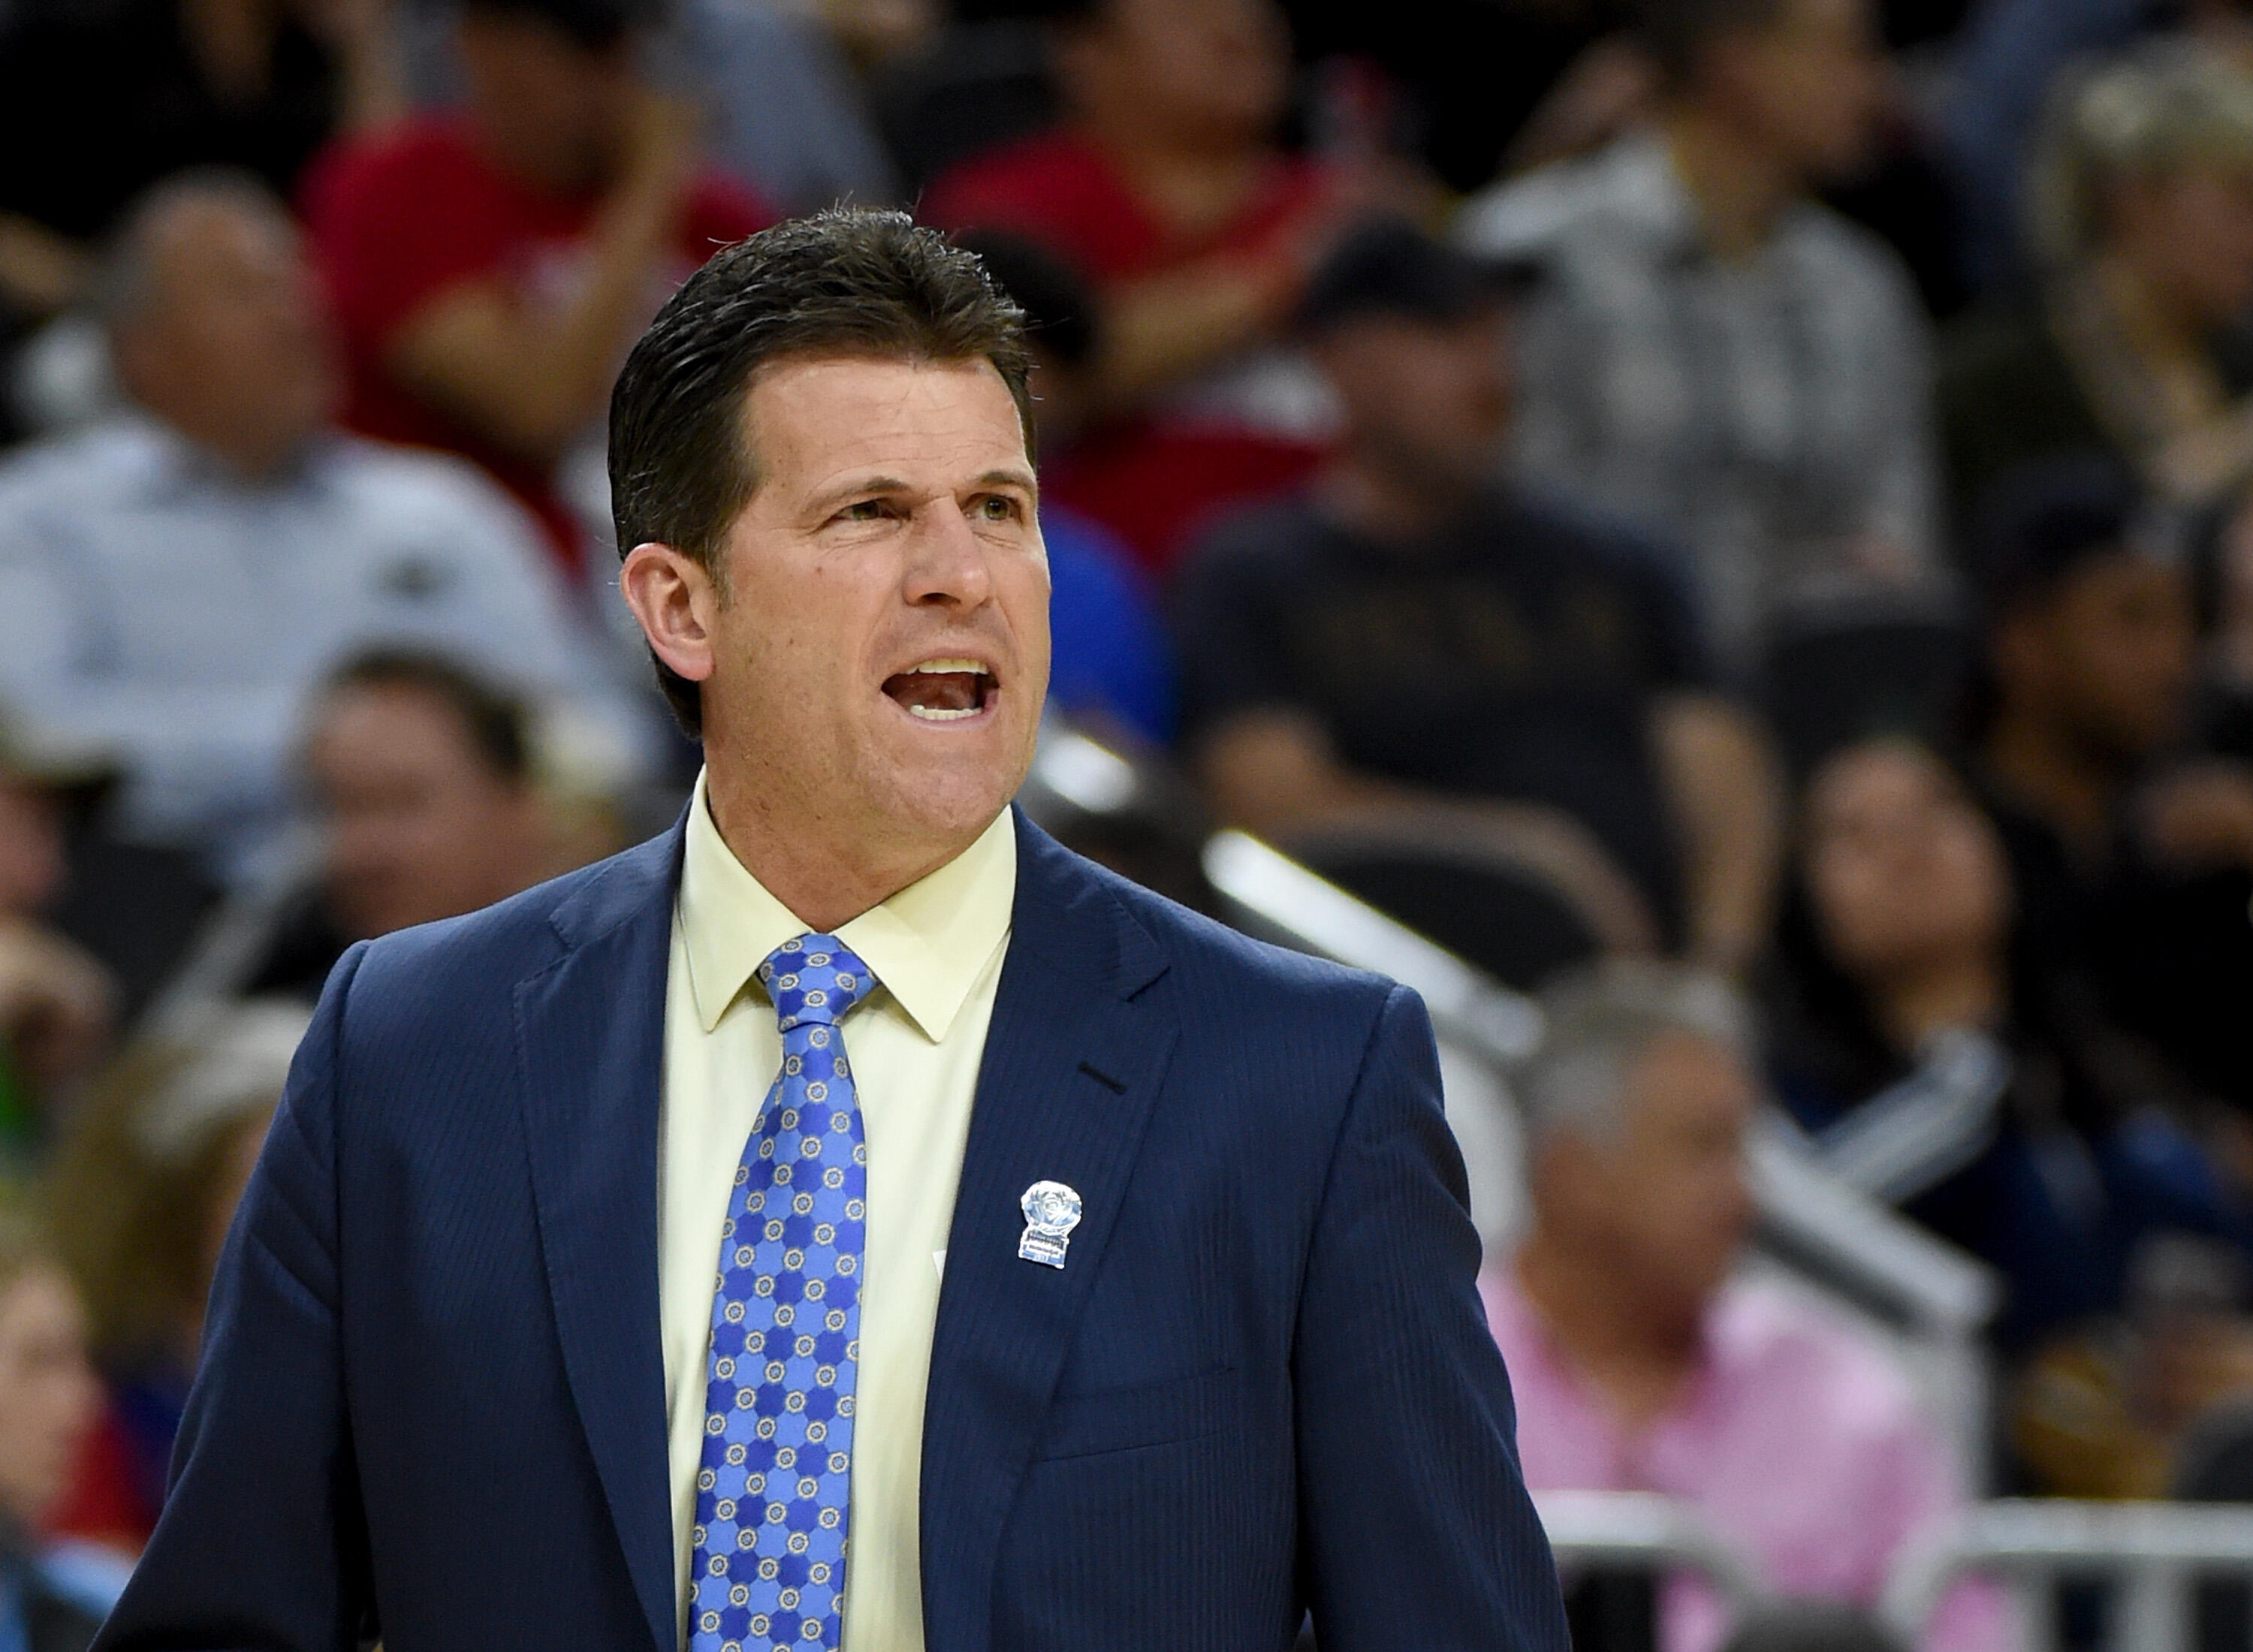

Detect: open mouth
[881, 658, 995, 722]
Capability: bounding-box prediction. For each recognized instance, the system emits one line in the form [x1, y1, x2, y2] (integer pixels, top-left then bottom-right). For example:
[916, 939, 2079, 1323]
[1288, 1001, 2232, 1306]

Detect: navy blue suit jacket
[96, 812, 1565, 1652]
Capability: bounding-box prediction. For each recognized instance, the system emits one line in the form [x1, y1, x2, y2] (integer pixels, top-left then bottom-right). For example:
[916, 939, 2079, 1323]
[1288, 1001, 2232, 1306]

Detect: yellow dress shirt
[660, 773, 1015, 1650]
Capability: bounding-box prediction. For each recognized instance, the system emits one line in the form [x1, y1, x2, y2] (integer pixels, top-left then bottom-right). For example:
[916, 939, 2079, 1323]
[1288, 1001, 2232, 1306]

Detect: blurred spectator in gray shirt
[1457, 0, 1941, 670]
[0, 172, 647, 882]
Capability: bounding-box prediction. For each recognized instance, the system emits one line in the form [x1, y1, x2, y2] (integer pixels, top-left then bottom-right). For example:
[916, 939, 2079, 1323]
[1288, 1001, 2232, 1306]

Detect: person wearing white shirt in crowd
[0, 170, 651, 882]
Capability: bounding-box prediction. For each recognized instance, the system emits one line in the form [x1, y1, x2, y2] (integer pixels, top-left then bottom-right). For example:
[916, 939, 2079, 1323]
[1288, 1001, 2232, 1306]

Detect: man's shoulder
[1018, 821, 1410, 1046]
[1713, 1273, 1929, 1431]
[303, 114, 481, 222]
[1455, 134, 1676, 263]
[1178, 492, 1330, 582]
[337, 831, 674, 1028]
[315, 434, 538, 539]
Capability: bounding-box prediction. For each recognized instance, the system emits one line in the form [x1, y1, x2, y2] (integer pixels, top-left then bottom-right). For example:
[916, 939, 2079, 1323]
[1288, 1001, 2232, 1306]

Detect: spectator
[922, 0, 1377, 575]
[1175, 219, 1781, 970]
[1767, 736, 2253, 1361]
[1939, 45, 2253, 532]
[677, 0, 899, 215]
[0, 1208, 126, 1638]
[959, 233, 1175, 746]
[0, 0, 403, 327]
[244, 650, 614, 1000]
[303, 0, 771, 578]
[1486, 959, 2007, 1652]
[1457, 0, 1940, 670]
[0, 731, 117, 1158]
[0, 173, 644, 885]
[1968, 459, 2253, 1114]
[43, 1003, 302, 1550]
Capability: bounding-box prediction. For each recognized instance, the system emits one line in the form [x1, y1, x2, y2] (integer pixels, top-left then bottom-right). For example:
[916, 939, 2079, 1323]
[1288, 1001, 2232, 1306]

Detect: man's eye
[841, 500, 887, 522]
[977, 496, 1018, 521]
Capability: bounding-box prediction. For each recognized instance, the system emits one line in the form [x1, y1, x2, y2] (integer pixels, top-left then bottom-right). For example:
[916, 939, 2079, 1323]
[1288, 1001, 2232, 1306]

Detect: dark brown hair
[324, 647, 532, 782]
[608, 209, 1036, 734]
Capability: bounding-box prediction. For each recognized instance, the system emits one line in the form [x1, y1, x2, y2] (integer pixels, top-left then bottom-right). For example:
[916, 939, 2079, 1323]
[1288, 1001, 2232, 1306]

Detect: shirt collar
[677, 770, 1016, 1042]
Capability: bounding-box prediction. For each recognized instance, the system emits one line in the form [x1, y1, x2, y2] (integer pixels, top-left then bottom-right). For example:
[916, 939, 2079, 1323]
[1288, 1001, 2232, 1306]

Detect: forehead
[738, 355, 1028, 490]
[1624, 1031, 1752, 1124]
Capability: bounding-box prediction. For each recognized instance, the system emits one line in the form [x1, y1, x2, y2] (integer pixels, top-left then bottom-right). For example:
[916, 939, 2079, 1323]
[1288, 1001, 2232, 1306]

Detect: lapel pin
[1018, 1180, 1083, 1269]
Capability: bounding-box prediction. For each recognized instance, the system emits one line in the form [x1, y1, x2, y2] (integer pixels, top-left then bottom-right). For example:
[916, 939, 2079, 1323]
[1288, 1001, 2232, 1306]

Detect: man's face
[0, 1265, 98, 1532]
[456, 12, 635, 192]
[1314, 307, 1513, 504]
[1062, 0, 1290, 152]
[698, 356, 1050, 875]
[1538, 1033, 1757, 1318]
[1707, 0, 1884, 185]
[2112, 164, 2253, 332]
[115, 197, 338, 468]
[306, 682, 548, 940]
[2001, 553, 2196, 766]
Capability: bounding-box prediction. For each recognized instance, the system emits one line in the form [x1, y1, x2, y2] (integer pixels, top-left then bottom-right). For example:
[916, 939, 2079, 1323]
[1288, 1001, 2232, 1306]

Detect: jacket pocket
[1033, 1366, 1237, 1462]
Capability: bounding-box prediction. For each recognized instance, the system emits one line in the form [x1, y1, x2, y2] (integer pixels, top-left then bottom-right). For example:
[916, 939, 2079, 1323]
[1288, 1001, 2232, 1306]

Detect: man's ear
[619, 541, 719, 686]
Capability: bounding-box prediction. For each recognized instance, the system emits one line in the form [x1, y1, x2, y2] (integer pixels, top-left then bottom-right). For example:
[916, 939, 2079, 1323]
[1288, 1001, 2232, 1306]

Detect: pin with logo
[1018, 1180, 1082, 1269]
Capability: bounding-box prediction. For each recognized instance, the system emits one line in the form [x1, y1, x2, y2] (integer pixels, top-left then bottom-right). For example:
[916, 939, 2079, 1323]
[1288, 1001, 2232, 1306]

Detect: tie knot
[758, 933, 876, 1030]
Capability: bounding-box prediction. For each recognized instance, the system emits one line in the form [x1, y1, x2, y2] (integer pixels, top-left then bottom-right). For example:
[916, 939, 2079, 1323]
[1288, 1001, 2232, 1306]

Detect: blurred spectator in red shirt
[303, 0, 770, 580]
[923, 0, 1394, 575]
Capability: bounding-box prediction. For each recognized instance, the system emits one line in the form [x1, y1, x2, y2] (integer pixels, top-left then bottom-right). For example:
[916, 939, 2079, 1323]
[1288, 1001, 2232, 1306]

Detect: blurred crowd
[0, 0, 2249, 1641]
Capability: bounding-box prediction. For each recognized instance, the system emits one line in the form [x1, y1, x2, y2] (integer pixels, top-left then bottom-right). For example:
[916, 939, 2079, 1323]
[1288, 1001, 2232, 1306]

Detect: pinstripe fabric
[95, 812, 1567, 1652]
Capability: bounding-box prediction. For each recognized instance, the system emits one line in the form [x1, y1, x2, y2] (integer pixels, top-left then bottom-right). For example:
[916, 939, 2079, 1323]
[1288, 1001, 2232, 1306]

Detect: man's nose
[901, 502, 994, 608]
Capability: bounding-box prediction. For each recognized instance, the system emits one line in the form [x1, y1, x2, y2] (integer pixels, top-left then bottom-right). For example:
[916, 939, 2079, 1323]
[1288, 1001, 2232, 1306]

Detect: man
[303, 0, 770, 578]
[1488, 960, 2007, 1652]
[1176, 219, 1781, 972]
[921, 0, 1369, 574]
[0, 173, 642, 884]
[95, 211, 1567, 1650]
[244, 650, 596, 1001]
[1970, 457, 2253, 1111]
[1456, 0, 1939, 669]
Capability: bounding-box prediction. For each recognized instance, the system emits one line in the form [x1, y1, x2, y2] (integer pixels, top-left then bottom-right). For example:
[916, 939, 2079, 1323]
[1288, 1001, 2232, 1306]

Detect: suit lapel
[514, 826, 682, 1652]
[919, 815, 1178, 1652]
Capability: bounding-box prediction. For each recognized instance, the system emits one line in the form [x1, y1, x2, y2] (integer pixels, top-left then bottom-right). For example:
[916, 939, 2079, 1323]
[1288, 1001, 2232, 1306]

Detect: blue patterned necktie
[689, 934, 876, 1652]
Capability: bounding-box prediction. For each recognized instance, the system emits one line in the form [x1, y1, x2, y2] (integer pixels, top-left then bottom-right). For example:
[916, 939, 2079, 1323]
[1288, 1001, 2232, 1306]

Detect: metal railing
[1196, 824, 1999, 1464]
[1884, 1499, 2253, 1650]
[1534, 1489, 1768, 1621]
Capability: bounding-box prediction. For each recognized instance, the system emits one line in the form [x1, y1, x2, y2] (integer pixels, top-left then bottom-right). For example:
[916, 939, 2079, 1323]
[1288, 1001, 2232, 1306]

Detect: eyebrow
[807, 468, 1039, 517]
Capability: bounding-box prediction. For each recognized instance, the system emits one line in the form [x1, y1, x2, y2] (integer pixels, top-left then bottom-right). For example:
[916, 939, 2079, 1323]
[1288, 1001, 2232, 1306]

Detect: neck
[704, 767, 985, 933]
[1075, 99, 1265, 235]
[1319, 450, 1481, 542]
[1663, 104, 1799, 262]
[1984, 705, 2121, 858]
[1866, 950, 2007, 1054]
[1515, 1231, 1705, 1429]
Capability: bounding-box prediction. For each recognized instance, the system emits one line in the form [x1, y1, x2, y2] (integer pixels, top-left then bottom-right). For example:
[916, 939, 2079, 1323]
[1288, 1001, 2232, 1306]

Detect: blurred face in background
[1312, 305, 1514, 508]
[1699, 0, 1885, 184]
[110, 194, 338, 478]
[457, 11, 638, 193]
[2106, 162, 2253, 333]
[1532, 1032, 1757, 1323]
[306, 680, 550, 941]
[0, 780, 65, 921]
[0, 1264, 99, 1530]
[1995, 550, 2197, 767]
[1804, 741, 2012, 987]
[1055, 0, 1291, 154]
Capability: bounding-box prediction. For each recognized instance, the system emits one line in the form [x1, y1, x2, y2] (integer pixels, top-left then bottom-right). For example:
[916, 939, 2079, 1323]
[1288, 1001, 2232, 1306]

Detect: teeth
[909, 659, 990, 674]
[908, 705, 981, 722]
